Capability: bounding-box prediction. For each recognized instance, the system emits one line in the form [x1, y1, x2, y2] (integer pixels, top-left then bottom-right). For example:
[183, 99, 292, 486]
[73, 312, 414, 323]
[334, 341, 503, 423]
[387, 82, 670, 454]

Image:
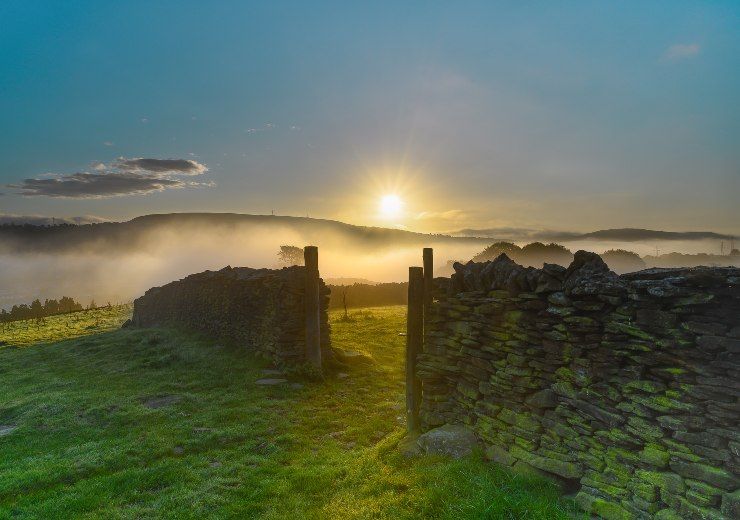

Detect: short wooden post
[304, 246, 321, 369]
[423, 248, 433, 314]
[406, 266, 424, 432]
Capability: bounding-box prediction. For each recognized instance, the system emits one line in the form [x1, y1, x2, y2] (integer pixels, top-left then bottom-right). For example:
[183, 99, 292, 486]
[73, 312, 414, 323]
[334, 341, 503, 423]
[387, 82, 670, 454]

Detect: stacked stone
[131, 265, 331, 367]
[418, 251, 739, 519]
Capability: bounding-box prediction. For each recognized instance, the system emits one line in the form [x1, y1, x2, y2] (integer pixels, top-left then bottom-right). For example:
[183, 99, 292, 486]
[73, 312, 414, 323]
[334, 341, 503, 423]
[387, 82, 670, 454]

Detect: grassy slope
[0, 306, 580, 519]
[0, 306, 132, 347]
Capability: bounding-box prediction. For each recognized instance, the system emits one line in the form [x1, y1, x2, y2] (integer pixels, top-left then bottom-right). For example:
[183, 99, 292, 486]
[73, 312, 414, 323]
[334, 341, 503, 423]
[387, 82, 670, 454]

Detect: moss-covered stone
[675, 496, 726, 520]
[635, 470, 685, 494]
[591, 498, 635, 520]
[686, 489, 719, 508]
[551, 381, 577, 399]
[605, 321, 656, 341]
[721, 489, 740, 518]
[624, 380, 666, 394]
[509, 445, 583, 479]
[485, 445, 515, 466]
[574, 491, 598, 513]
[628, 481, 658, 502]
[497, 409, 541, 432]
[669, 461, 739, 490]
[639, 443, 670, 468]
[626, 416, 665, 441]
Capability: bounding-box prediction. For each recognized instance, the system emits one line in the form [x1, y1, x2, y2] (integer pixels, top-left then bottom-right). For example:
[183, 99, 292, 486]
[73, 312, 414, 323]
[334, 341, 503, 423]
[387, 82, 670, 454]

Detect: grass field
[0, 305, 581, 519]
[0, 305, 132, 348]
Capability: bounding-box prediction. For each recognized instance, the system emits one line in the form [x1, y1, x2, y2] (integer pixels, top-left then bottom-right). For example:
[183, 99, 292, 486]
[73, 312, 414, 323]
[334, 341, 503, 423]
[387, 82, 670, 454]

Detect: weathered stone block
[639, 443, 670, 468]
[669, 461, 738, 490]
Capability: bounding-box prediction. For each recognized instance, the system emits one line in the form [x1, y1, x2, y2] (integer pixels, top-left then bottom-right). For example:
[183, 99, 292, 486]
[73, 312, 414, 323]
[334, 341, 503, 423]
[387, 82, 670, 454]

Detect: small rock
[173, 446, 184, 455]
[486, 445, 516, 466]
[399, 433, 422, 457]
[209, 461, 222, 468]
[0, 425, 17, 436]
[142, 395, 182, 409]
[416, 424, 478, 459]
[525, 389, 558, 409]
[371, 430, 387, 441]
[337, 372, 349, 379]
[261, 369, 284, 376]
[255, 378, 288, 386]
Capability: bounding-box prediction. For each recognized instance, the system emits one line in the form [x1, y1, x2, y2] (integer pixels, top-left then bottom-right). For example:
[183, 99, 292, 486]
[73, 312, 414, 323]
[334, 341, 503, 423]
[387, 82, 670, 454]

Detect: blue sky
[0, 1, 738, 233]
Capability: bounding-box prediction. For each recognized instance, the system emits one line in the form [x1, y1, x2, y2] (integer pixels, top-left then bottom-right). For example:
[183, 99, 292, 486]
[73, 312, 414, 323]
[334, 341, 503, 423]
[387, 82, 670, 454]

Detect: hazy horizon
[1, 212, 738, 310]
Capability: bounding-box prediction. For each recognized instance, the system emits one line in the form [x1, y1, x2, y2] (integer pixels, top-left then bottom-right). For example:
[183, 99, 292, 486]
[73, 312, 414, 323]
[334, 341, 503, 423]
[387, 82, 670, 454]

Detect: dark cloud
[113, 158, 207, 175]
[8, 157, 212, 198]
[10, 172, 189, 198]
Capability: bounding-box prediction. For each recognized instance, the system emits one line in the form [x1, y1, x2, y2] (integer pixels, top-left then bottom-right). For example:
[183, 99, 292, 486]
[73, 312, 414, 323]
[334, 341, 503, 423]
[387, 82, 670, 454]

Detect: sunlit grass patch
[0, 305, 132, 348]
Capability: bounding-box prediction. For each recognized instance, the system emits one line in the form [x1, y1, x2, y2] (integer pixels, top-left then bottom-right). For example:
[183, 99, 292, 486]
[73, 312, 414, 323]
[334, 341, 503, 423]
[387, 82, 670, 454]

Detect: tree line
[0, 296, 86, 323]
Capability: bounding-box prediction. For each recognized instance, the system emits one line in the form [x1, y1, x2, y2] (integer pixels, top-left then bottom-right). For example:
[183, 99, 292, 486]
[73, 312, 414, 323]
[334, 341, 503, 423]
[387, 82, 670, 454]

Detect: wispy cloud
[8, 157, 212, 198]
[113, 157, 207, 175]
[664, 43, 700, 61]
[414, 209, 469, 222]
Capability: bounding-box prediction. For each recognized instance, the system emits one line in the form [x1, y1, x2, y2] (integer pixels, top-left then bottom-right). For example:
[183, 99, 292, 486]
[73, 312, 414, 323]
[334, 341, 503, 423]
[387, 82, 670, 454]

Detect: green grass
[0, 306, 581, 519]
[0, 305, 131, 347]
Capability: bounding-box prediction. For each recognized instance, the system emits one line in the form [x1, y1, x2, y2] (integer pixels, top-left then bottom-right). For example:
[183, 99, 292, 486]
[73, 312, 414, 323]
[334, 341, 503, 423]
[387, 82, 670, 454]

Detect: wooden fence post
[423, 248, 433, 314]
[406, 266, 424, 432]
[304, 246, 321, 369]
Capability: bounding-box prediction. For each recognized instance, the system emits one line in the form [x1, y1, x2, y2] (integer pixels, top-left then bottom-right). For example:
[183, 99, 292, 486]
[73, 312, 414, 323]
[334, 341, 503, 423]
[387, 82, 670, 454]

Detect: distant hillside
[577, 228, 735, 242]
[453, 227, 735, 242]
[0, 213, 492, 254]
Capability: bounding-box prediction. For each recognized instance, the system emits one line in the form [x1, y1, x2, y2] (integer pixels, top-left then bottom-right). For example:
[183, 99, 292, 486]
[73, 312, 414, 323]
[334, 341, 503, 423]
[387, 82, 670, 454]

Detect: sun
[379, 194, 403, 219]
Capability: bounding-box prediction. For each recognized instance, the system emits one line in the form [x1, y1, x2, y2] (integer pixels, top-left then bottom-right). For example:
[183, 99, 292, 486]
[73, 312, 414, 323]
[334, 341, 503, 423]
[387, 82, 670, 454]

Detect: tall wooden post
[406, 266, 424, 432]
[304, 246, 321, 369]
[423, 248, 433, 314]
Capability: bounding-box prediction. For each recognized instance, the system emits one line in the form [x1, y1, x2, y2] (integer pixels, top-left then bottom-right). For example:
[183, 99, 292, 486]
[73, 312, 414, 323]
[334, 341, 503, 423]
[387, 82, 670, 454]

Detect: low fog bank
[1, 217, 738, 310]
[0, 223, 482, 309]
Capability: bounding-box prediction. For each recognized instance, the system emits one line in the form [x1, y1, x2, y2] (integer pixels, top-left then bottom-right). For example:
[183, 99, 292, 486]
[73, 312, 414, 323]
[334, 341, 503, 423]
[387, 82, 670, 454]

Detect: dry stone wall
[131, 266, 331, 366]
[418, 251, 739, 519]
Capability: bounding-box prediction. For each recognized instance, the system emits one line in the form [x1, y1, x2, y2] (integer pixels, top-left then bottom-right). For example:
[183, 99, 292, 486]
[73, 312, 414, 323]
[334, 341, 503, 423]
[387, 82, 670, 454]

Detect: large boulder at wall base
[415, 424, 479, 459]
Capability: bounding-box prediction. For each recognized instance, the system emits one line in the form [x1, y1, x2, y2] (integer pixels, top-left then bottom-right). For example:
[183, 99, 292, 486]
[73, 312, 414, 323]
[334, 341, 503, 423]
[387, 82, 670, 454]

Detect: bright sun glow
[379, 194, 403, 218]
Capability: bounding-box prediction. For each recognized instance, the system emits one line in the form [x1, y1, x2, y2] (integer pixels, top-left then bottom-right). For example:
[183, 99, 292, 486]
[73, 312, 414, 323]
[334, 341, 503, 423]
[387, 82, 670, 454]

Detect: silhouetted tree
[277, 245, 304, 266]
[0, 295, 84, 323]
[600, 249, 646, 274]
[473, 241, 574, 267]
[473, 242, 522, 262]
